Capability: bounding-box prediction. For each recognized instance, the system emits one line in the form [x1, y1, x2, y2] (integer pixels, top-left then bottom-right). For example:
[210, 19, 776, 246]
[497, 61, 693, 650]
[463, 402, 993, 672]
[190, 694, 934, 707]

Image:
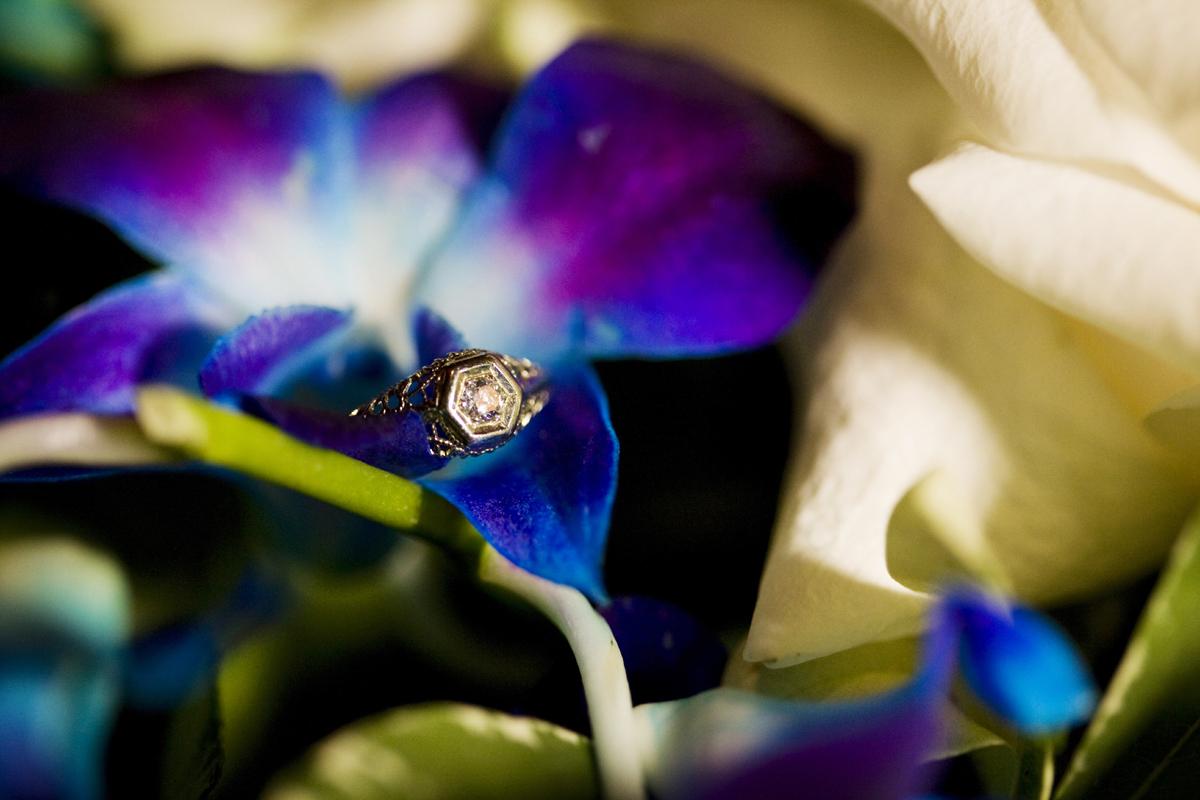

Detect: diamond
[458, 375, 511, 424]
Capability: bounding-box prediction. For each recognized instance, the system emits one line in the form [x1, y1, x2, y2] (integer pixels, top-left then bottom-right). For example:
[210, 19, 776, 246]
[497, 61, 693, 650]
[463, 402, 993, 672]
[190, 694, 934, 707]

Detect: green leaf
[134, 387, 484, 564]
[263, 703, 598, 800]
[1055, 504, 1200, 800]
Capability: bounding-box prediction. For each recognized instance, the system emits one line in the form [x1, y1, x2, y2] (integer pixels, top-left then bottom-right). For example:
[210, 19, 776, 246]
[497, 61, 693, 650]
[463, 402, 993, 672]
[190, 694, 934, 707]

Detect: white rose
[599, 0, 1200, 667]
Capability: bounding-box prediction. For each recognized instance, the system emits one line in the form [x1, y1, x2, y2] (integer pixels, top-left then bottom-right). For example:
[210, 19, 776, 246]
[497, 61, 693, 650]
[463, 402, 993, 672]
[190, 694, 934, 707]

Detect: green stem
[134, 386, 485, 566]
[479, 546, 644, 800]
[135, 389, 640, 796]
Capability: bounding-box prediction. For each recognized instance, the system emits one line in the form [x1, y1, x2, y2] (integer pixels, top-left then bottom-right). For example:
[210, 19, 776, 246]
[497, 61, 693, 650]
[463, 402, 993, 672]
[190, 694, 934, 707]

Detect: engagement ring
[350, 350, 548, 459]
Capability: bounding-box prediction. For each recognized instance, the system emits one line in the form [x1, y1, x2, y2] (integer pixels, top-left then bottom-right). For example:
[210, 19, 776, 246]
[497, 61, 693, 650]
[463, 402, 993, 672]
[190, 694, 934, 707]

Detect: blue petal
[0, 540, 128, 800]
[0, 654, 118, 800]
[416, 39, 855, 361]
[199, 305, 352, 399]
[644, 587, 1092, 800]
[946, 587, 1096, 735]
[0, 273, 227, 419]
[124, 567, 288, 709]
[241, 395, 448, 478]
[122, 623, 221, 710]
[413, 307, 468, 365]
[423, 363, 616, 599]
[600, 596, 726, 705]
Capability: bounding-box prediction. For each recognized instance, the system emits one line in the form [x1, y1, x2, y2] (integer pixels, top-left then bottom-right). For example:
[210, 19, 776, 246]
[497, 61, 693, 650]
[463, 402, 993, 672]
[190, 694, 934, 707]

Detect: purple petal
[423, 364, 616, 599]
[199, 306, 352, 399]
[0, 70, 503, 321]
[241, 396, 447, 478]
[647, 589, 1090, 800]
[355, 73, 506, 188]
[646, 595, 962, 800]
[0, 273, 228, 419]
[601, 596, 726, 705]
[416, 39, 855, 360]
[648, 685, 945, 800]
[0, 71, 347, 307]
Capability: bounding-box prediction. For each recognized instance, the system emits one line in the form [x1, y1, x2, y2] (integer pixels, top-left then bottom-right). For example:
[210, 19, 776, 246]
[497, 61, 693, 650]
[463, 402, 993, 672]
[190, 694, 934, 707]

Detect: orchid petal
[638, 686, 943, 800]
[413, 306, 468, 365]
[347, 74, 505, 363]
[0, 70, 348, 311]
[946, 587, 1096, 736]
[746, 166, 1196, 666]
[0, 656, 119, 800]
[425, 364, 616, 599]
[911, 144, 1200, 376]
[416, 38, 854, 361]
[639, 608, 954, 800]
[604, 0, 966, 175]
[0, 70, 498, 349]
[240, 396, 447, 478]
[642, 590, 1089, 800]
[600, 596, 726, 705]
[725, 635, 1003, 761]
[198, 305, 352, 399]
[0, 273, 229, 419]
[0, 539, 129, 800]
[122, 623, 221, 711]
[125, 567, 288, 709]
[860, 0, 1200, 205]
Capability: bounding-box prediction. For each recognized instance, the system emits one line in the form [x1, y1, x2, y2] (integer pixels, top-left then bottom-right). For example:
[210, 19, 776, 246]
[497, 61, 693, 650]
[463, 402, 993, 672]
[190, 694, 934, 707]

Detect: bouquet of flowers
[0, 1, 1195, 798]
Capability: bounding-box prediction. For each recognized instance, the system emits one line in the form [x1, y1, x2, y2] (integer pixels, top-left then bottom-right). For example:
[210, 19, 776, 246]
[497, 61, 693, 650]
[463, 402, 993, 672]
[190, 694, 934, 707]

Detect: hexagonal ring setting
[350, 349, 548, 459]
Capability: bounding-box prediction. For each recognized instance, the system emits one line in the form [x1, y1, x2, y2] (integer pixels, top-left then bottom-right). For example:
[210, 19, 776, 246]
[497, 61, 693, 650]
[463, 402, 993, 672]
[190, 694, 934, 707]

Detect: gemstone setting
[440, 354, 524, 452]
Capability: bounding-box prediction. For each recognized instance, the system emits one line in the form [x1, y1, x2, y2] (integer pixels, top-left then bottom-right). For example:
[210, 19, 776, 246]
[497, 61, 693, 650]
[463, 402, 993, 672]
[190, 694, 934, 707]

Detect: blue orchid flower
[0, 39, 854, 598]
[0, 536, 284, 800]
[0, 539, 126, 800]
[638, 585, 1097, 800]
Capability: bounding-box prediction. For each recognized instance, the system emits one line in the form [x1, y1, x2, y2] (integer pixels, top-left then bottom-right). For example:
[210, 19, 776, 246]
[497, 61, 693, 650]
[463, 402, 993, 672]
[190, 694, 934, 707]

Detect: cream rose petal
[745, 166, 1198, 666]
[861, 0, 1200, 205]
[1074, 0, 1200, 147]
[911, 143, 1200, 376]
[1146, 385, 1200, 461]
[83, 0, 484, 91]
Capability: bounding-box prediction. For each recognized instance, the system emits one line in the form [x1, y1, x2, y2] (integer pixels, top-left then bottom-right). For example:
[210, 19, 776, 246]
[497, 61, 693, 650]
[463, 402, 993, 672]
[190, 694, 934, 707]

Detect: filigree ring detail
[350, 349, 549, 459]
